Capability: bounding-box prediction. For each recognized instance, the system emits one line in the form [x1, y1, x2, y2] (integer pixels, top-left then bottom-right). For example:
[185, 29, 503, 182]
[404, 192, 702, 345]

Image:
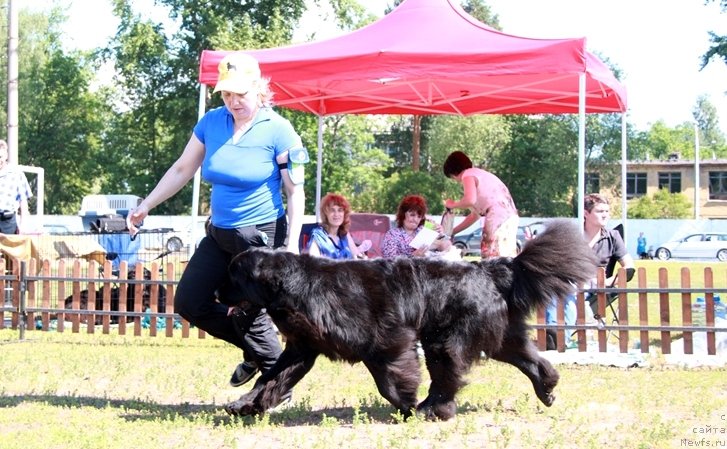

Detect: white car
[162, 219, 208, 252]
[655, 233, 727, 261]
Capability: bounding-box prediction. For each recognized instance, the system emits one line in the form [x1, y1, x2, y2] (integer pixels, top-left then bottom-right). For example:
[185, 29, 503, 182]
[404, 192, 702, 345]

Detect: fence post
[57, 259, 66, 333]
[87, 260, 97, 334]
[100, 261, 111, 333]
[41, 259, 51, 331]
[575, 290, 586, 352]
[638, 267, 649, 353]
[616, 267, 629, 353]
[681, 268, 693, 355]
[704, 268, 716, 356]
[18, 261, 26, 340]
[659, 267, 671, 354]
[165, 261, 175, 338]
[133, 264, 143, 337]
[595, 269, 607, 352]
[118, 261, 128, 336]
[71, 260, 81, 333]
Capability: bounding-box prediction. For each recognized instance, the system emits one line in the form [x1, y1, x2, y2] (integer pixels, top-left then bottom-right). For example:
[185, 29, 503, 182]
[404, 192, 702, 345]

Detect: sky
[36, 0, 727, 136]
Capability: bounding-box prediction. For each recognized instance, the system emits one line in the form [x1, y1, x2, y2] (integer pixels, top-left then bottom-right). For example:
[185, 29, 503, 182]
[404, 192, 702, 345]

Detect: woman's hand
[413, 245, 428, 257]
[444, 199, 456, 209]
[127, 203, 150, 237]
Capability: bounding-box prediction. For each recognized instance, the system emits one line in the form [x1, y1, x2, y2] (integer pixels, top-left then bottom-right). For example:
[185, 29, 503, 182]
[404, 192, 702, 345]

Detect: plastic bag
[440, 208, 454, 237]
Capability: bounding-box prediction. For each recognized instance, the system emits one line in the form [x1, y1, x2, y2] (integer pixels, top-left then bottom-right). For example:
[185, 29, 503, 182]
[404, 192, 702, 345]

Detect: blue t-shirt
[194, 106, 301, 228]
[307, 226, 354, 259]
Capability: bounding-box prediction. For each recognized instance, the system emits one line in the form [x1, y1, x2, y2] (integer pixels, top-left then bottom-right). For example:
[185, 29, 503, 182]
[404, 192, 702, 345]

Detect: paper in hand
[409, 227, 439, 249]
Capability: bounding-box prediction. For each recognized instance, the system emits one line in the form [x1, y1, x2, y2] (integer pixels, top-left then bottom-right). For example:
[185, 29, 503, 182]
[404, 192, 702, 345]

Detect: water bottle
[440, 208, 454, 236]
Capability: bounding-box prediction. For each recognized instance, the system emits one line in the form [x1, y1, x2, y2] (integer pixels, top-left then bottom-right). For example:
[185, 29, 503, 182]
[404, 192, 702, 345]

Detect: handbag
[440, 208, 454, 237]
[91, 215, 128, 233]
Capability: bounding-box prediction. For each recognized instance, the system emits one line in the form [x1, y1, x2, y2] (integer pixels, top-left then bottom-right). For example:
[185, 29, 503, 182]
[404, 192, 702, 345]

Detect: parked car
[43, 224, 72, 235]
[655, 232, 727, 261]
[452, 224, 533, 257]
[159, 218, 208, 252]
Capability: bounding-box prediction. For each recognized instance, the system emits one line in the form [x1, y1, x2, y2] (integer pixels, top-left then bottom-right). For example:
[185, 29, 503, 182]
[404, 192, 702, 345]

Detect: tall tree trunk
[412, 115, 421, 172]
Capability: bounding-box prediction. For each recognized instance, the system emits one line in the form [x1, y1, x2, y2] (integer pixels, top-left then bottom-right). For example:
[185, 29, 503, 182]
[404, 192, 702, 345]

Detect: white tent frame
[189, 75, 629, 253]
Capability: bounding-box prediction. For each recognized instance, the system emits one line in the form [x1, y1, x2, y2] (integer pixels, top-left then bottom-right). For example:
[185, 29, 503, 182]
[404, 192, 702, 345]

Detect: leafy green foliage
[21, 50, 110, 214]
[701, 1, 727, 69]
[378, 169, 452, 216]
[492, 115, 578, 217]
[628, 189, 693, 219]
[426, 115, 509, 170]
[314, 115, 393, 213]
[14, 1, 727, 218]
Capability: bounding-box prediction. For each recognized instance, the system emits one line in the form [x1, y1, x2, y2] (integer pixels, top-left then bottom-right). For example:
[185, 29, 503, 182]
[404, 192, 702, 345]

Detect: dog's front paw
[416, 400, 456, 421]
[224, 397, 261, 417]
[541, 391, 556, 407]
[535, 373, 559, 407]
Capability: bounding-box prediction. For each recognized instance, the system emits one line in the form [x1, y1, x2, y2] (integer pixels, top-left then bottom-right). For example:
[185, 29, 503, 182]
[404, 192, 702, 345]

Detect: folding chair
[298, 222, 319, 253]
[348, 213, 391, 258]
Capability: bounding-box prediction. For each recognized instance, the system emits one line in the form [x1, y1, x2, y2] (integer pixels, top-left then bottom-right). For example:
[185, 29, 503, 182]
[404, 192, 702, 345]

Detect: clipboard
[409, 227, 439, 249]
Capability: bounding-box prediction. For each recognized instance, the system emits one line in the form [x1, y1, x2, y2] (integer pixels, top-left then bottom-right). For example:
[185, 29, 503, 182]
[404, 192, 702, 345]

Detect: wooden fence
[2, 259, 726, 356]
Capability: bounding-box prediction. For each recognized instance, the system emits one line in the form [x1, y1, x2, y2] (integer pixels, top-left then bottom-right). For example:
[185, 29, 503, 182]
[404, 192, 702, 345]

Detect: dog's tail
[508, 219, 598, 316]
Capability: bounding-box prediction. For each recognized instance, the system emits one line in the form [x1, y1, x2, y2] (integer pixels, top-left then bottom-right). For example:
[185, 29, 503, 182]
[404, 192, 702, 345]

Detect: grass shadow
[0, 393, 488, 427]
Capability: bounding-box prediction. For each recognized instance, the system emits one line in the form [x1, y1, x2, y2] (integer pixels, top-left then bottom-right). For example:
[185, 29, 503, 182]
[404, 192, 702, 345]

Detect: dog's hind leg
[225, 344, 317, 416]
[362, 346, 421, 419]
[489, 326, 560, 407]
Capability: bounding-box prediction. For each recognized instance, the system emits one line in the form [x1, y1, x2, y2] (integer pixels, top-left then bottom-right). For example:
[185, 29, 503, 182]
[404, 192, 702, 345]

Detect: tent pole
[577, 73, 586, 226]
[621, 115, 628, 247]
[315, 115, 323, 222]
[694, 122, 700, 220]
[189, 83, 207, 256]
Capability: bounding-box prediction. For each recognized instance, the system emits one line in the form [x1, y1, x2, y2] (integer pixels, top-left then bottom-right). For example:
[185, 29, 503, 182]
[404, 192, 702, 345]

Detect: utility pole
[7, 0, 19, 164]
[694, 123, 700, 220]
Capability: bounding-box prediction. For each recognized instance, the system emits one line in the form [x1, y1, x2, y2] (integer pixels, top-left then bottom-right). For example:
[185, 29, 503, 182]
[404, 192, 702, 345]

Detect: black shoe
[229, 361, 258, 387]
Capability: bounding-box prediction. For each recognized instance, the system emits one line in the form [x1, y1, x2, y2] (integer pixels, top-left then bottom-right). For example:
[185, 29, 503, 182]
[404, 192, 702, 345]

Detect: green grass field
[0, 329, 725, 449]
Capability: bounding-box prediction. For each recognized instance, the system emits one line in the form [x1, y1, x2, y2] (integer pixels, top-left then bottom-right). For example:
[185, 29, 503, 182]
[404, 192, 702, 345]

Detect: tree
[628, 189, 692, 219]
[493, 115, 579, 217]
[99, 0, 308, 214]
[693, 95, 727, 158]
[313, 115, 392, 213]
[100, 2, 187, 211]
[426, 115, 509, 171]
[379, 169, 450, 216]
[10, 7, 111, 214]
[701, 1, 727, 70]
[643, 121, 695, 160]
[21, 50, 111, 214]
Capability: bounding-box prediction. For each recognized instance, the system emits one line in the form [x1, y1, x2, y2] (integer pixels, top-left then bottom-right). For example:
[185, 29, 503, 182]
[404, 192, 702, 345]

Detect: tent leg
[577, 73, 586, 225]
[315, 115, 323, 222]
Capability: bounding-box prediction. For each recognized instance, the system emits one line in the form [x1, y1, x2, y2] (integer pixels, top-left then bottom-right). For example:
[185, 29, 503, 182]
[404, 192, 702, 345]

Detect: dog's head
[226, 247, 298, 309]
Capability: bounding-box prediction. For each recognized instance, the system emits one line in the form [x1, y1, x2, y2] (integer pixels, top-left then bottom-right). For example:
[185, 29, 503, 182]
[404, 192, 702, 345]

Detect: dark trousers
[174, 217, 286, 372]
[0, 214, 17, 234]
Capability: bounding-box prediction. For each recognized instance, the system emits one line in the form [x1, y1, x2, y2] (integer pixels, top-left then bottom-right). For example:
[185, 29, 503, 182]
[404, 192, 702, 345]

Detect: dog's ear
[227, 248, 295, 307]
[226, 250, 271, 307]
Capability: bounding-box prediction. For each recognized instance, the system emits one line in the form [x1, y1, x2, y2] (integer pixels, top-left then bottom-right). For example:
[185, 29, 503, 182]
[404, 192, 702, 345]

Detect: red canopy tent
[199, 0, 625, 116]
[193, 0, 628, 224]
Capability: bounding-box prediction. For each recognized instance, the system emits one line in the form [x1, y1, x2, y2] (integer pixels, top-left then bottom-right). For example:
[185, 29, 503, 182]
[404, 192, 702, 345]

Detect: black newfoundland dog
[223, 219, 596, 421]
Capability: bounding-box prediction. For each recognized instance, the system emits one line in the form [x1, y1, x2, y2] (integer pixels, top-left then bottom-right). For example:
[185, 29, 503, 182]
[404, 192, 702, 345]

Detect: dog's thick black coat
[224, 219, 596, 420]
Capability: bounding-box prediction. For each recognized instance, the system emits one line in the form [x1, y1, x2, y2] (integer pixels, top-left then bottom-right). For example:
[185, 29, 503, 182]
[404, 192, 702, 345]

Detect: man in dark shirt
[545, 193, 635, 348]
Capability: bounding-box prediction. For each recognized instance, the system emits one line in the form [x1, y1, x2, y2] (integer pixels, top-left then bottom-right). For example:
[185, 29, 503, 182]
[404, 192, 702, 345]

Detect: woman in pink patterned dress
[443, 151, 519, 258]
